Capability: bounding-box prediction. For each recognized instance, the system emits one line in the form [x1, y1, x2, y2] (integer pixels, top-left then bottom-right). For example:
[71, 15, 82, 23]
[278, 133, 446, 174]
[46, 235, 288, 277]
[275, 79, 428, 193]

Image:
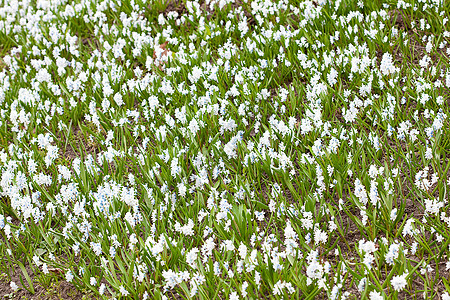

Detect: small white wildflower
[119, 285, 129, 296]
[66, 270, 74, 282]
[230, 291, 239, 300]
[99, 283, 106, 295]
[369, 290, 383, 300]
[391, 273, 408, 291]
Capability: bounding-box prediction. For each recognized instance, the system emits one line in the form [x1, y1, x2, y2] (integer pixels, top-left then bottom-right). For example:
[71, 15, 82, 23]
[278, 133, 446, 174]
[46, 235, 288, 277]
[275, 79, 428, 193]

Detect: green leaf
[17, 261, 35, 294]
[35, 248, 46, 256]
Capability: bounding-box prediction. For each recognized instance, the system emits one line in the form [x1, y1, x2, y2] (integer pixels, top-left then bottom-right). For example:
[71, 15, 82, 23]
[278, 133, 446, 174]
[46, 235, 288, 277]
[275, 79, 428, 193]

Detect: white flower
[90, 242, 102, 256]
[189, 66, 203, 83]
[358, 278, 366, 292]
[201, 237, 215, 262]
[284, 222, 297, 240]
[369, 290, 383, 300]
[359, 240, 377, 254]
[119, 285, 129, 296]
[10, 281, 18, 291]
[188, 118, 200, 135]
[221, 240, 235, 252]
[99, 283, 105, 295]
[42, 263, 49, 274]
[186, 247, 199, 268]
[238, 18, 249, 36]
[90, 277, 97, 286]
[238, 243, 247, 260]
[178, 182, 187, 197]
[241, 281, 248, 297]
[273, 280, 284, 295]
[368, 165, 379, 179]
[66, 270, 74, 282]
[425, 147, 432, 160]
[229, 291, 239, 300]
[380, 53, 398, 76]
[175, 219, 195, 236]
[327, 68, 338, 86]
[391, 273, 407, 291]
[272, 280, 295, 296]
[44, 145, 59, 167]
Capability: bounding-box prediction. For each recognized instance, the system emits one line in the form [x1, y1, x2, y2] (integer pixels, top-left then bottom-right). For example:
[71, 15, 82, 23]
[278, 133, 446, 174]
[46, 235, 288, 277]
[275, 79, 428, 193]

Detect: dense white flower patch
[0, 0, 450, 298]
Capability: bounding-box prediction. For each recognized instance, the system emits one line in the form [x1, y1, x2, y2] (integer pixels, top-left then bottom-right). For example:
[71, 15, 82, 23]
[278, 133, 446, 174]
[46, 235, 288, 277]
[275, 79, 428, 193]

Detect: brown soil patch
[0, 261, 88, 300]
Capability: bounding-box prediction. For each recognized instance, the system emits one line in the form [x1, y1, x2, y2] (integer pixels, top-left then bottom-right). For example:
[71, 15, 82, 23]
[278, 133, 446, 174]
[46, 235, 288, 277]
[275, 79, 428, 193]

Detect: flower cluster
[0, 0, 449, 298]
